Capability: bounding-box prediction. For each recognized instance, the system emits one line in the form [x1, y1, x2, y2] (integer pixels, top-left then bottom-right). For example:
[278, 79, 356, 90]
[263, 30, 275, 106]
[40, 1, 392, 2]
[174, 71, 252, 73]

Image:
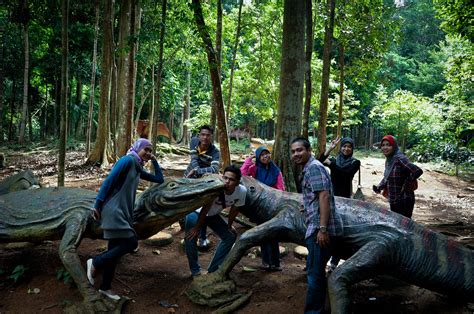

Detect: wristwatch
[319, 226, 328, 233]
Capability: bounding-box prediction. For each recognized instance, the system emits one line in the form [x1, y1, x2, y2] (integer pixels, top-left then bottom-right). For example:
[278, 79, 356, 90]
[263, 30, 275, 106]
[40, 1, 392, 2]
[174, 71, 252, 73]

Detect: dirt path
[0, 149, 472, 313]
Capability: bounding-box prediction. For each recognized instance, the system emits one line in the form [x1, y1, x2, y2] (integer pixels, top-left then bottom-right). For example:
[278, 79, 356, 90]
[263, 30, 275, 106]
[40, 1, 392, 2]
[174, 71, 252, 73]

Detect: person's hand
[316, 231, 330, 248]
[330, 137, 341, 151]
[228, 225, 237, 236]
[248, 152, 256, 161]
[91, 208, 101, 221]
[372, 185, 381, 194]
[186, 227, 200, 240]
[186, 167, 198, 178]
[149, 154, 156, 161]
[323, 159, 331, 166]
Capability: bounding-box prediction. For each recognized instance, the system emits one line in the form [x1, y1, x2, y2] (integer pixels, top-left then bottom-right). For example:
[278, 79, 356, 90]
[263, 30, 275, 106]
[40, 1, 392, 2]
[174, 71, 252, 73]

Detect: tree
[18, 0, 30, 144]
[191, 0, 231, 168]
[58, 0, 68, 186]
[302, 0, 313, 138]
[316, 0, 336, 156]
[434, 0, 473, 41]
[273, 0, 306, 192]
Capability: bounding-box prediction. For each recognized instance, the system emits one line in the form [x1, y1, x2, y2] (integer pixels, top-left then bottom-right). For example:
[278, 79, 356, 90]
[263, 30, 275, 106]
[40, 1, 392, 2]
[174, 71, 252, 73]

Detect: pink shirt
[240, 157, 285, 191]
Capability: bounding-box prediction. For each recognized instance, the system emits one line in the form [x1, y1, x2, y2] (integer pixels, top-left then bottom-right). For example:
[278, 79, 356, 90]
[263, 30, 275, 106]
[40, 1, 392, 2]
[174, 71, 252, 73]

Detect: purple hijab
[127, 138, 152, 165]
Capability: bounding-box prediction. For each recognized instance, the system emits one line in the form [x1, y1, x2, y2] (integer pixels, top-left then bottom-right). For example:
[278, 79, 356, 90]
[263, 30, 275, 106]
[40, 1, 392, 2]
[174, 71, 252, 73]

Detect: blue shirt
[302, 156, 343, 239]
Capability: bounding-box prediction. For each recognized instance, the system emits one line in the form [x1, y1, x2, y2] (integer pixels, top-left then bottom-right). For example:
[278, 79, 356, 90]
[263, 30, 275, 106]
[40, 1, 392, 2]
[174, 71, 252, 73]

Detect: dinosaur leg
[328, 241, 391, 314]
[59, 213, 114, 312]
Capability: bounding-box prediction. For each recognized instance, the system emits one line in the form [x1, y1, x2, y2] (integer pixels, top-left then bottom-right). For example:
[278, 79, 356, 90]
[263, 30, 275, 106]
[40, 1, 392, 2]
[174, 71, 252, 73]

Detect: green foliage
[434, 0, 474, 41]
[9, 265, 28, 283]
[56, 267, 74, 286]
[229, 139, 250, 154]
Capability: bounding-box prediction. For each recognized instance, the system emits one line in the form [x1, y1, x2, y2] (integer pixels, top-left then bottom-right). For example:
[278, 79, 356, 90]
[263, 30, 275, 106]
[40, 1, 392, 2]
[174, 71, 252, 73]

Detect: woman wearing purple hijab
[87, 138, 164, 300]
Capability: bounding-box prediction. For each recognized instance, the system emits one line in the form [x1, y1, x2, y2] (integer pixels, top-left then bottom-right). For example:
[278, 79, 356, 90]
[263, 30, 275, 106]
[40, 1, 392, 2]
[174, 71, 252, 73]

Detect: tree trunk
[8, 80, 16, 141]
[316, 0, 336, 156]
[87, 0, 114, 167]
[191, 0, 231, 168]
[336, 42, 344, 141]
[209, 0, 223, 136]
[58, 0, 69, 186]
[150, 0, 167, 153]
[19, 22, 29, 144]
[183, 63, 191, 145]
[127, 0, 140, 142]
[116, 0, 132, 156]
[134, 65, 148, 128]
[0, 31, 5, 141]
[226, 0, 243, 125]
[273, 0, 306, 192]
[302, 0, 313, 138]
[86, 0, 100, 156]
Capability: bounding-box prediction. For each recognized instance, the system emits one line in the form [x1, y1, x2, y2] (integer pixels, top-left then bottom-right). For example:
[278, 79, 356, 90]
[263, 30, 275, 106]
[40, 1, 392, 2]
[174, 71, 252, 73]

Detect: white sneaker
[86, 259, 94, 285]
[198, 238, 210, 248]
[99, 289, 121, 301]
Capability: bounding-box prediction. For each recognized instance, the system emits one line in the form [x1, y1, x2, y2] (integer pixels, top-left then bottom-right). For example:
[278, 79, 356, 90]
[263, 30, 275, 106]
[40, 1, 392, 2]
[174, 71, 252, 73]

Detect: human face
[291, 141, 311, 166]
[138, 146, 153, 162]
[259, 150, 271, 165]
[380, 140, 394, 157]
[222, 171, 239, 194]
[341, 143, 353, 157]
[198, 129, 212, 148]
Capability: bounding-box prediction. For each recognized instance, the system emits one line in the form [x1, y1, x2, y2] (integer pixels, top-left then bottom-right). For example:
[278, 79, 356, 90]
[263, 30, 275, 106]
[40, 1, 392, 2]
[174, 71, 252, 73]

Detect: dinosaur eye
[168, 182, 177, 188]
[250, 186, 256, 193]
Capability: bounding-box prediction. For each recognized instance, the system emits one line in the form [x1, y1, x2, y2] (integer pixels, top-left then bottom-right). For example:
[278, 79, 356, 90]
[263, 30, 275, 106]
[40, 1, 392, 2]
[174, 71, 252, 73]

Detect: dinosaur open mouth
[162, 186, 222, 203]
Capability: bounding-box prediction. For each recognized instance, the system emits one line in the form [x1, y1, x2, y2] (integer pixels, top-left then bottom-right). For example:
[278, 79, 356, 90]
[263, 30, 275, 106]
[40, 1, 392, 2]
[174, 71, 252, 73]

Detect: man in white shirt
[185, 165, 247, 277]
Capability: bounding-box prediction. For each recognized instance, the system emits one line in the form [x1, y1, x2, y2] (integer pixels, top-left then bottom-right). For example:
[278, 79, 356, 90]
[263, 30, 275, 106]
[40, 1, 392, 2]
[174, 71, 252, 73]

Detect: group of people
[85, 125, 423, 313]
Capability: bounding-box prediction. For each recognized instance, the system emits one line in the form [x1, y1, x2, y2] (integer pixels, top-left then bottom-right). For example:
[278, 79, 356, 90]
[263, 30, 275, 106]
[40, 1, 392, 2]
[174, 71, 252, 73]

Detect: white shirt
[196, 184, 247, 216]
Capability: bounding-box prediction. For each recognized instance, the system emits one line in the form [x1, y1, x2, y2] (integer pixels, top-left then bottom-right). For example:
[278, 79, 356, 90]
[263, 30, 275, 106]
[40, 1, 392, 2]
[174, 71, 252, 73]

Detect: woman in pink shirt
[241, 146, 285, 270]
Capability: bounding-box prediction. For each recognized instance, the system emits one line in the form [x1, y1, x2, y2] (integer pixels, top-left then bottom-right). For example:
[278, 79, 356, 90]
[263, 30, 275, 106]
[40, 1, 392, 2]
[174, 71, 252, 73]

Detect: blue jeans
[93, 236, 138, 291]
[185, 211, 236, 275]
[261, 240, 280, 267]
[304, 235, 332, 314]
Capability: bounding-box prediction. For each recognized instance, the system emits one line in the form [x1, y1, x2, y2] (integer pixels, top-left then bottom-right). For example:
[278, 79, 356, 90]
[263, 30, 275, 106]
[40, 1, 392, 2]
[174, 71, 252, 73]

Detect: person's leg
[94, 236, 138, 291]
[261, 243, 271, 268]
[198, 223, 209, 247]
[304, 236, 331, 314]
[184, 211, 201, 275]
[268, 240, 281, 268]
[206, 215, 237, 273]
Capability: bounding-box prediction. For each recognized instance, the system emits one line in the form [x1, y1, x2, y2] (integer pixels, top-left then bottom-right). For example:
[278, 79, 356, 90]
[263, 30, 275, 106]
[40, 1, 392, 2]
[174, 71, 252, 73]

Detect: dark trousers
[261, 240, 280, 267]
[390, 197, 415, 218]
[93, 236, 138, 290]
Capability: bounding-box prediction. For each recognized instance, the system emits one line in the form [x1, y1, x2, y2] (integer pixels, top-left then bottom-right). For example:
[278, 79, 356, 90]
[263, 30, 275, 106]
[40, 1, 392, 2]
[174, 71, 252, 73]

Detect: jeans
[185, 211, 236, 275]
[304, 235, 332, 314]
[261, 240, 280, 267]
[199, 223, 208, 240]
[93, 236, 138, 290]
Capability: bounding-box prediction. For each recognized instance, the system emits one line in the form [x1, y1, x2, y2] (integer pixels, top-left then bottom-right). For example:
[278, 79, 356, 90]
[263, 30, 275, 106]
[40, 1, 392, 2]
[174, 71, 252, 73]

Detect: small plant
[9, 265, 28, 283]
[56, 267, 74, 286]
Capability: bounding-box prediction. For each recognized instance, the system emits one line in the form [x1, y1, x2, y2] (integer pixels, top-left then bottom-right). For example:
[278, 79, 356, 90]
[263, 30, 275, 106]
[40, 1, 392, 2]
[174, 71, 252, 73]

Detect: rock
[5, 242, 34, 249]
[144, 231, 174, 247]
[294, 246, 308, 259]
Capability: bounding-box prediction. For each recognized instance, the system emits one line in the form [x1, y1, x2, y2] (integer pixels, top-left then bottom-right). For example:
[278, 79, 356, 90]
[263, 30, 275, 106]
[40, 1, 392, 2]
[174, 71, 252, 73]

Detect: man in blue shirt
[291, 137, 342, 314]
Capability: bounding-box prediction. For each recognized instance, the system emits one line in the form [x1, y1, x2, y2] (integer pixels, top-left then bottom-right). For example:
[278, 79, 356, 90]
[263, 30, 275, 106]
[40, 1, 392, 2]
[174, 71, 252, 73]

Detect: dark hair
[199, 125, 214, 134]
[291, 137, 311, 150]
[223, 164, 242, 181]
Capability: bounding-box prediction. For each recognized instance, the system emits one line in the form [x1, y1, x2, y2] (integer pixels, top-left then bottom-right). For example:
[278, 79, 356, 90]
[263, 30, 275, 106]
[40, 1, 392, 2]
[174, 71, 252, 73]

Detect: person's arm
[274, 172, 285, 191]
[398, 156, 423, 192]
[316, 190, 331, 248]
[186, 202, 212, 240]
[227, 205, 241, 230]
[240, 156, 255, 176]
[140, 158, 164, 183]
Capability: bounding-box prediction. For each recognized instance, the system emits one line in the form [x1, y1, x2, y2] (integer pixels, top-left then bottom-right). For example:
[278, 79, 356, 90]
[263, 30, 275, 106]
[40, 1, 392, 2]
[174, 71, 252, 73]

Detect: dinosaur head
[133, 175, 224, 238]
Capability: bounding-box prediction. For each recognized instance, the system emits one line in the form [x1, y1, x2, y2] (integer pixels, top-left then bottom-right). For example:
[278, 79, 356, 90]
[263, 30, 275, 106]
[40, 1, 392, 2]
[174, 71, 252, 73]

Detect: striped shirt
[302, 156, 343, 239]
[184, 137, 220, 177]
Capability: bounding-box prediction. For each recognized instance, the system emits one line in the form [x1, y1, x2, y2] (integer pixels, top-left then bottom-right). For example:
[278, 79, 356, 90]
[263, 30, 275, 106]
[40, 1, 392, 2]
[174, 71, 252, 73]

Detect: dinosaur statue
[0, 175, 224, 313]
[188, 176, 474, 313]
[0, 170, 40, 195]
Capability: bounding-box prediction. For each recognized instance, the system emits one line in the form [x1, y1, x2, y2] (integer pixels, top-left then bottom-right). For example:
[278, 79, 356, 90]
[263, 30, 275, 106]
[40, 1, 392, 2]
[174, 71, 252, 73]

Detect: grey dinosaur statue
[0, 175, 224, 312]
[0, 170, 40, 195]
[188, 176, 474, 313]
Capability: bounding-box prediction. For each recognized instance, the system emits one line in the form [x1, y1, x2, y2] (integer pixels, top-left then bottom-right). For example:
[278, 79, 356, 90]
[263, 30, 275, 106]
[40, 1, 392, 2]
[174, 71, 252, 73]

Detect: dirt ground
[0, 148, 473, 313]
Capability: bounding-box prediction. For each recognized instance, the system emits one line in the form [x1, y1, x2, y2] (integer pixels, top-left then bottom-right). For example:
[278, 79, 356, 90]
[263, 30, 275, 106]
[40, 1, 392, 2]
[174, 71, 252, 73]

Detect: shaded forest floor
[0, 145, 473, 313]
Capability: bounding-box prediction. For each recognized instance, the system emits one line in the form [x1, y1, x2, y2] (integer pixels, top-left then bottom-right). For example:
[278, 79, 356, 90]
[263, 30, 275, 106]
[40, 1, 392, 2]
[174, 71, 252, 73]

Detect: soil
[0, 148, 472, 313]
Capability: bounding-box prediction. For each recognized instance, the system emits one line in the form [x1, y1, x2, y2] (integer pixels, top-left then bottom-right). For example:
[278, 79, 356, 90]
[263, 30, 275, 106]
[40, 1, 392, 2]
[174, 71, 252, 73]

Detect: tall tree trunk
[110, 59, 118, 152]
[191, 0, 231, 168]
[19, 22, 29, 144]
[0, 30, 5, 141]
[116, 0, 132, 156]
[316, 0, 336, 156]
[87, 0, 114, 167]
[150, 0, 167, 153]
[8, 80, 16, 141]
[127, 0, 140, 142]
[302, 0, 313, 138]
[209, 0, 223, 134]
[74, 75, 83, 138]
[134, 65, 148, 128]
[336, 42, 344, 140]
[273, 0, 306, 192]
[86, 0, 100, 156]
[58, 0, 69, 186]
[182, 63, 191, 145]
[226, 0, 243, 125]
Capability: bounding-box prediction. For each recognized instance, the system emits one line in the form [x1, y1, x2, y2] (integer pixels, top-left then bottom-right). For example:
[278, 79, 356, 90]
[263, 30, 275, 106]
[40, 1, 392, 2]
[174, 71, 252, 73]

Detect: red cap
[381, 135, 397, 146]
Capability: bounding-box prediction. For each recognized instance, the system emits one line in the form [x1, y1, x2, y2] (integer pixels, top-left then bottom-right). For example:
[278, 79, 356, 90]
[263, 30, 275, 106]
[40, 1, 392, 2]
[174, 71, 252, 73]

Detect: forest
[0, 0, 472, 188]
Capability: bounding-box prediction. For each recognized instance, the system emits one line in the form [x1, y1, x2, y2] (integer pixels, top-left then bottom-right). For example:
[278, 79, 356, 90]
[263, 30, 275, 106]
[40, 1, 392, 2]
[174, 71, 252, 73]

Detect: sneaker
[99, 289, 121, 301]
[197, 238, 210, 248]
[268, 265, 282, 272]
[86, 259, 95, 286]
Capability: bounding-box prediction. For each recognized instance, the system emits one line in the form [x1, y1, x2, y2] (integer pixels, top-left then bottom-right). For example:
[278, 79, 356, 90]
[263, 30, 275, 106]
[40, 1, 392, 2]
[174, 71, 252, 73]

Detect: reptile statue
[0, 175, 224, 313]
[0, 170, 40, 195]
[188, 176, 474, 313]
